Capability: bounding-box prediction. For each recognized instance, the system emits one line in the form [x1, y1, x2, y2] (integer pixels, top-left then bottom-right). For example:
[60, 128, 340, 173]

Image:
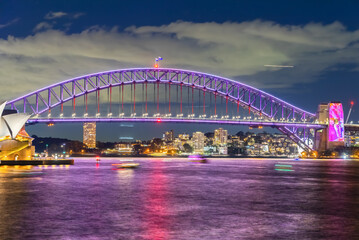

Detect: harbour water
[1, 158, 359, 239]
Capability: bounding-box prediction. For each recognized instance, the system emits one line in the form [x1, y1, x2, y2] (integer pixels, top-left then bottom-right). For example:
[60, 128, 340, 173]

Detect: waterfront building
[192, 132, 205, 153]
[83, 122, 96, 148]
[204, 145, 217, 154]
[218, 146, 228, 155]
[173, 138, 184, 151]
[214, 128, 228, 146]
[262, 144, 269, 153]
[178, 134, 190, 141]
[113, 143, 132, 155]
[0, 101, 34, 160]
[163, 130, 174, 142]
[345, 131, 359, 147]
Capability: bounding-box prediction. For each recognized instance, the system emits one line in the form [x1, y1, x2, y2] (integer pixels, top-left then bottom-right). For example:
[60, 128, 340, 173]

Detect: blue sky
[1, 0, 359, 140]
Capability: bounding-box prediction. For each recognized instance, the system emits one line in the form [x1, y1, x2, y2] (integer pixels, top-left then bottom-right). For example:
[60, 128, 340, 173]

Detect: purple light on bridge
[27, 117, 325, 129]
[8, 67, 319, 151]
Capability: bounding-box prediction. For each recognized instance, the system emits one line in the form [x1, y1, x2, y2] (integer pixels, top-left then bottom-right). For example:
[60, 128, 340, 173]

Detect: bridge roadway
[27, 116, 327, 129]
[28, 117, 359, 130]
[345, 124, 359, 131]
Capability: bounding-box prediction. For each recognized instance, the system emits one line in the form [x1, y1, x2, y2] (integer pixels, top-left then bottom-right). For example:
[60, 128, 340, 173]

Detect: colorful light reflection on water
[1, 158, 359, 239]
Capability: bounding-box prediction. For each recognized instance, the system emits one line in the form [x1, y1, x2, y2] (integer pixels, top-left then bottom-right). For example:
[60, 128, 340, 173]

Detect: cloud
[0, 18, 19, 29]
[44, 11, 85, 20]
[44, 11, 67, 20]
[0, 20, 359, 101]
[33, 22, 53, 32]
[73, 12, 85, 19]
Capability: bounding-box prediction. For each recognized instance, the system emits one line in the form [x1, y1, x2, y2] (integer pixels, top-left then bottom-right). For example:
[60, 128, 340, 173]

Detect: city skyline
[2, 2, 359, 239]
[1, 1, 359, 141]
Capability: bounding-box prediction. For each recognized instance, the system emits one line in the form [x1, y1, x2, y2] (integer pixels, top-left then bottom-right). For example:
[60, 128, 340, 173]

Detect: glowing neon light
[274, 163, 293, 171]
[7, 68, 316, 118]
[275, 169, 294, 172]
[328, 103, 344, 142]
[27, 117, 324, 129]
[7, 67, 318, 151]
[275, 164, 292, 167]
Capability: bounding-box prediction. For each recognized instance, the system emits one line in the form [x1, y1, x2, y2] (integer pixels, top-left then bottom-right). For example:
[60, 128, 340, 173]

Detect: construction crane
[345, 101, 354, 124]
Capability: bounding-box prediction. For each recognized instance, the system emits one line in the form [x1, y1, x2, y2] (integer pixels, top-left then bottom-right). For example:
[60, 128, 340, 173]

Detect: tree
[132, 144, 143, 155]
[183, 143, 193, 153]
[236, 131, 244, 137]
[228, 146, 240, 156]
[205, 132, 214, 138]
[150, 138, 163, 152]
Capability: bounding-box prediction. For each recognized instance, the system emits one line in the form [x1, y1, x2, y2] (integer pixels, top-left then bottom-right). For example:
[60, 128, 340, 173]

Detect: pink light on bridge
[328, 103, 344, 142]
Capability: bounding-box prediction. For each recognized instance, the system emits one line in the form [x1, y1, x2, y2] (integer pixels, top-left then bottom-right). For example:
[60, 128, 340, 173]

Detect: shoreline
[0, 159, 74, 166]
[71, 156, 357, 161]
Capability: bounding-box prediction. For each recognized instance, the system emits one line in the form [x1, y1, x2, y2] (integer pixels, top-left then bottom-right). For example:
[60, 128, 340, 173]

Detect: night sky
[1, 0, 359, 141]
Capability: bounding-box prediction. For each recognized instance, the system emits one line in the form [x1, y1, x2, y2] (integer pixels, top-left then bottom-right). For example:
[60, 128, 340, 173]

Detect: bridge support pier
[314, 102, 344, 153]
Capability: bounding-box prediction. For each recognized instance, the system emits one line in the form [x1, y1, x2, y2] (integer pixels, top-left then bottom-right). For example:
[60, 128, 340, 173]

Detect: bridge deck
[28, 117, 326, 129]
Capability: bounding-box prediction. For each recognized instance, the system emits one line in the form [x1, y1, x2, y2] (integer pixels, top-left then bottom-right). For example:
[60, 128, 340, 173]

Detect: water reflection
[319, 160, 356, 239]
[142, 159, 170, 240]
[0, 166, 32, 239]
[0, 158, 359, 239]
[116, 169, 135, 185]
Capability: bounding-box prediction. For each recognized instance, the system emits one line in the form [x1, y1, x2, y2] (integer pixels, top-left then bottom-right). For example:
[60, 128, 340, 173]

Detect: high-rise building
[214, 128, 228, 145]
[192, 132, 205, 153]
[163, 130, 174, 142]
[83, 122, 96, 148]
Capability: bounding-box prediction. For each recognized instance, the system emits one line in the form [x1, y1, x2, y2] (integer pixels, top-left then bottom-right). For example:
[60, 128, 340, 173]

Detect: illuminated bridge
[5, 68, 353, 152]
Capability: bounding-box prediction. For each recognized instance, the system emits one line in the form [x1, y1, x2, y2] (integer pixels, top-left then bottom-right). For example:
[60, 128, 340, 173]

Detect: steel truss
[7, 68, 319, 151]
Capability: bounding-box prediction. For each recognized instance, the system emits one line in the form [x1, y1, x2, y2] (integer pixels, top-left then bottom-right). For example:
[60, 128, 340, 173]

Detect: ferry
[188, 155, 208, 163]
[112, 162, 140, 169]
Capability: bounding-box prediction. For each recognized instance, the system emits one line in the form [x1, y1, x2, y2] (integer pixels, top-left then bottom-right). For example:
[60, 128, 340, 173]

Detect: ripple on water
[1, 158, 359, 239]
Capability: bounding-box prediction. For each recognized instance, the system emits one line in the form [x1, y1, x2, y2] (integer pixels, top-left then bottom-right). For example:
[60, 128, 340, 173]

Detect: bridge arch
[7, 68, 318, 151]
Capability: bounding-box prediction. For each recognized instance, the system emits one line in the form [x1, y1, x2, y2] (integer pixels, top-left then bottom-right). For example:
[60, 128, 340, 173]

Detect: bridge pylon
[314, 102, 345, 152]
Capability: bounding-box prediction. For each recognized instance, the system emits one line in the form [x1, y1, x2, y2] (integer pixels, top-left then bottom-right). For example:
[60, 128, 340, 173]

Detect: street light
[61, 143, 66, 155]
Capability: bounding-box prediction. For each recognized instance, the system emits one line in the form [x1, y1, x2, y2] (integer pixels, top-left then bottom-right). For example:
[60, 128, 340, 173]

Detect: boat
[112, 162, 140, 169]
[188, 155, 208, 163]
